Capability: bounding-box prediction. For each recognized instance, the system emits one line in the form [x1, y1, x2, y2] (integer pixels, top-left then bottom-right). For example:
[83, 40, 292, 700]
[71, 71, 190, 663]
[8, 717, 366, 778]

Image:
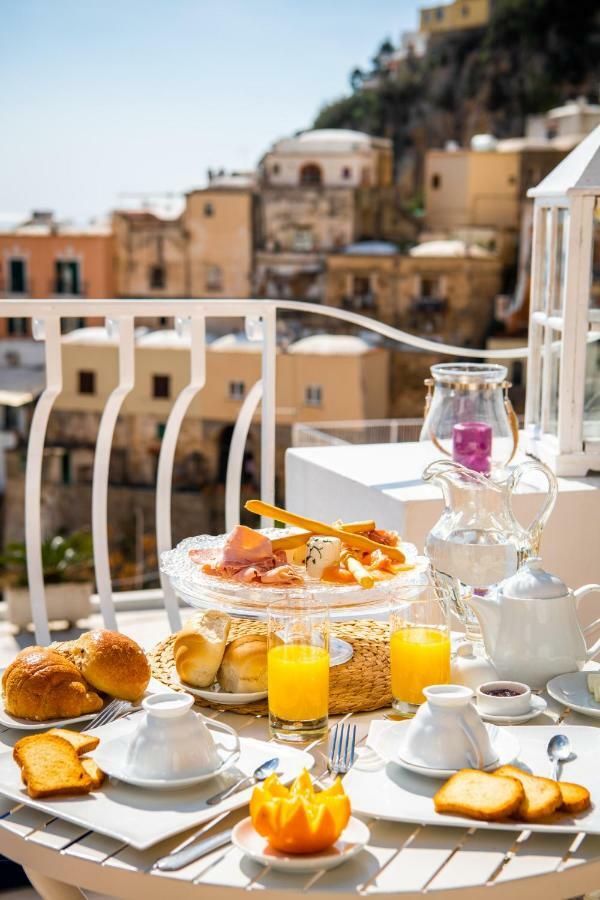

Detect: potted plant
[0, 531, 94, 631]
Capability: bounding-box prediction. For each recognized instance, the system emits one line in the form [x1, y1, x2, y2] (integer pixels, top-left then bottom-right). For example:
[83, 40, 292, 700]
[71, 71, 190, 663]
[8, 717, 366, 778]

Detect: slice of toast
[434, 769, 525, 821]
[558, 781, 591, 815]
[80, 757, 106, 790]
[14, 734, 93, 799]
[495, 765, 562, 821]
[48, 729, 99, 755]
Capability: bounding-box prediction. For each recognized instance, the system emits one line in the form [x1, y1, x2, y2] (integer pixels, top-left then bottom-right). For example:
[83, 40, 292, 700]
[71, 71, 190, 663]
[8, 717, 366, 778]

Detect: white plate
[232, 816, 369, 873]
[175, 676, 267, 706]
[94, 728, 241, 789]
[0, 716, 314, 849]
[0, 695, 96, 731]
[477, 694, 548, 725]
[547, 672, 600, 719]
[375, 723, 520, 779]
[344, 721, 600, 835]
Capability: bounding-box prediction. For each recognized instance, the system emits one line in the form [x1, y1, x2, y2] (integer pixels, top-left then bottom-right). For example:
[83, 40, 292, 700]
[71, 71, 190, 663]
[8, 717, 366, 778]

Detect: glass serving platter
[160, 528, 428, 620]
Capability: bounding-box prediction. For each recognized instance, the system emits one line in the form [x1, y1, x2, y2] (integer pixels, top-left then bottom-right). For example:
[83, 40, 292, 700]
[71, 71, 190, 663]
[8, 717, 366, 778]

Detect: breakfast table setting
[1, 396, 600, 899]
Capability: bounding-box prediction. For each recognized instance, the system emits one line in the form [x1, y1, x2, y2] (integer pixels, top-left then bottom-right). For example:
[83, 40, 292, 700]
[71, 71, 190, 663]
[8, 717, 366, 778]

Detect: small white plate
[94, 731, 241, 789]
[477, 694, 548, 725]
[0, 696, 96, 731]
[547, 672, 600, 719]
[231, 816, 370, 873]
[372, 721, 520, 779]
[175, 676, 267, 706]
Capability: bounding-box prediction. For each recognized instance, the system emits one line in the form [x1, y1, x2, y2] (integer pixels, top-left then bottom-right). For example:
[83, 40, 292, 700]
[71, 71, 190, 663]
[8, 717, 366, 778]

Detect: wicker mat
[149, 618, 392, 716]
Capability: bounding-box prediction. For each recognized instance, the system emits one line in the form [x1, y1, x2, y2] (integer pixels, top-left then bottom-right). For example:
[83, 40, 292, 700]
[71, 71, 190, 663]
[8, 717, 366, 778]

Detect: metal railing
[0, 298, 528, 645]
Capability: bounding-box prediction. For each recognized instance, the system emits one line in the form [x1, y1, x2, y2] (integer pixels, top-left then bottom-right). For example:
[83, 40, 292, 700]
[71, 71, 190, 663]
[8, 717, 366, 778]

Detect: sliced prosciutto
[191, 524, 303, 586]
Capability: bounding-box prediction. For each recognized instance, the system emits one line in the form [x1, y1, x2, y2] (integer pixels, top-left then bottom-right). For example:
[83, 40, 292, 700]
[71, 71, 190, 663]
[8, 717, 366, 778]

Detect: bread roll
[174, 611, 231, 687]
[217, 634, 267, 693]
[2, 647, 103, 721]
[68, 630, 150, 701]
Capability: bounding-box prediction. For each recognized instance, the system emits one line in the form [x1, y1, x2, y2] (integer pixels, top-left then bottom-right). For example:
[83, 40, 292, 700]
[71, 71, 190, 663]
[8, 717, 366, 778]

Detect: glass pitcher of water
[422, 459, 557, 645]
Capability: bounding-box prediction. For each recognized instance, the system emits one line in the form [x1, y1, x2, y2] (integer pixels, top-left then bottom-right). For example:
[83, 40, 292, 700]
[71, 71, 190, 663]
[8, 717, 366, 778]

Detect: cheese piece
[588, 673, 600, 696]
[306, 536, 341, 579]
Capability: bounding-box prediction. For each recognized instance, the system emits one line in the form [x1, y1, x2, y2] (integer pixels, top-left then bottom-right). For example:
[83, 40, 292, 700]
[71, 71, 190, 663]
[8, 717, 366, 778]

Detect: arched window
[299, 163, 322, 186]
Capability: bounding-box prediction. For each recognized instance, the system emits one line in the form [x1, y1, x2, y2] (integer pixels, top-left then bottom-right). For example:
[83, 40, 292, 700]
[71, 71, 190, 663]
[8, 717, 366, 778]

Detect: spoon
[206, 757, 279, 806]
[547, 733, 572, 780]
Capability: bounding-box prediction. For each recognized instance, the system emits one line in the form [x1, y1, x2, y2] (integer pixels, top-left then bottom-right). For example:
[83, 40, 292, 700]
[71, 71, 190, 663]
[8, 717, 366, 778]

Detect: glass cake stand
[160, 529, 428, 666]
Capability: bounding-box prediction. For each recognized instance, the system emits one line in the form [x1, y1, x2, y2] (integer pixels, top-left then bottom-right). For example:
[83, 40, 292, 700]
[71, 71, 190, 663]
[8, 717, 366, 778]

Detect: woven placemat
[149, 617, 392, 716]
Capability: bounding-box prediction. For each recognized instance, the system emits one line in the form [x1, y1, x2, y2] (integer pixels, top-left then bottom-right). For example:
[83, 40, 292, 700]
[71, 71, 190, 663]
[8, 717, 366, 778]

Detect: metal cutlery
[155, 825, 234, 871]
[88, 699, 133, 729]
[206, 757, 279, 806]
[327, 722, 357, 777]
[547, 733, 572, 780]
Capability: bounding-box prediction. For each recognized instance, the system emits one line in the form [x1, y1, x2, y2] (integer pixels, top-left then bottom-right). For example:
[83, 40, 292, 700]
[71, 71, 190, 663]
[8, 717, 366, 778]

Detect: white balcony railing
[1, 299, 529, 645]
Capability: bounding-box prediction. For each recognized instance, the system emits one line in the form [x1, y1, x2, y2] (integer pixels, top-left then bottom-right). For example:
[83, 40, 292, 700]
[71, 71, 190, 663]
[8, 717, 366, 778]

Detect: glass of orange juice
[389, 584, 451, 716]
[267, 595, 329, 742]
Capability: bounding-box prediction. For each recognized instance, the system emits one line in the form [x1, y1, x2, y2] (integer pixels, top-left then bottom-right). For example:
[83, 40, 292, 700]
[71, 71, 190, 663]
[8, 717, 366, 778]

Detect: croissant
[2, 647, 103, 721]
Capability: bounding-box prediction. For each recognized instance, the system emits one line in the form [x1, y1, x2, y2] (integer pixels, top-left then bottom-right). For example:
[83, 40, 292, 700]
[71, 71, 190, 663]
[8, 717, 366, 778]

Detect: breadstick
[341, 550, 375, 589]
[271, 520, 377, 551]
[245, 500, 405, 562]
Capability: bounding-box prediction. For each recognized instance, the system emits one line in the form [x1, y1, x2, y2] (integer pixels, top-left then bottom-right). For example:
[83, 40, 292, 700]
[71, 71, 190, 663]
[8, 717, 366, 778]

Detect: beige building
[326, 239, 502, 346]
[112, 177, 254, 301]
[419, 0, 489, 35]
[255, 129, 415, 301]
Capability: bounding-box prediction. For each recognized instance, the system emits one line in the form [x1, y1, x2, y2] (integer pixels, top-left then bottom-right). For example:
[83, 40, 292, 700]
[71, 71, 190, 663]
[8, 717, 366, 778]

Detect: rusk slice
[495, 765, 562, 821]
[434, 769, 525, 821]
[558, 781, 591, 815]
[14, 734, 93, 799]
[48, 728, 99, 755]
[80, 757, 106, 790]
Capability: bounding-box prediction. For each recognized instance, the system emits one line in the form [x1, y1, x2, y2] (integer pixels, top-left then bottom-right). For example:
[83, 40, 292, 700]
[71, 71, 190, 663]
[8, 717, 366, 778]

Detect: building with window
[419, 0, 490, 36]
[254, 129, 415, 302]
[0, 212, 113, 336]
[112, 176, 254, 302]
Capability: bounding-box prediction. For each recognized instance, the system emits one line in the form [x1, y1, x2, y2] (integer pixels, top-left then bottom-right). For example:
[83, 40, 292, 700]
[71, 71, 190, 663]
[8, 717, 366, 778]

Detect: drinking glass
[267, 595, 329, 743]
[389, 584, 451, 716]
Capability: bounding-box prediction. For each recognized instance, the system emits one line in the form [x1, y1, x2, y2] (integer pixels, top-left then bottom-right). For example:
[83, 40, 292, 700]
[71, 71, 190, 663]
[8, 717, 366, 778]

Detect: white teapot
[467, 559, 600, 689]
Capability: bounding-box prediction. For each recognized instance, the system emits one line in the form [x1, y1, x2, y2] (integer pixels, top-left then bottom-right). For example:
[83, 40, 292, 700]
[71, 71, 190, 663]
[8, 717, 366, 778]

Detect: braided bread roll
[2, 647, 103, 721]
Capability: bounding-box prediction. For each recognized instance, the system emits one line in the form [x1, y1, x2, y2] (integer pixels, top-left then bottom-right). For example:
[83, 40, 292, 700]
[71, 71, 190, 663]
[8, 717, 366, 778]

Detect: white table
[285, 440, 600, 602]
[2, 699, 600, 899]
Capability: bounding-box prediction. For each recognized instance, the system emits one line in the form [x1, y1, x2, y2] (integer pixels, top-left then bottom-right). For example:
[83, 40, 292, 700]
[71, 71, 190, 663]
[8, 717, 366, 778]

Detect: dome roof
[410, 240, 494, 259]
[296, 129, 372, 145]
[288, 334, 371, 356]
[269, 128, 384, 156]
[209, 333, 262, 352]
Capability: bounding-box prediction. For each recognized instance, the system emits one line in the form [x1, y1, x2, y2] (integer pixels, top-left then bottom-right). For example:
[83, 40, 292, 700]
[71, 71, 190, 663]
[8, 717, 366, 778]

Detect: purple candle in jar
[452, 422, 492, 475]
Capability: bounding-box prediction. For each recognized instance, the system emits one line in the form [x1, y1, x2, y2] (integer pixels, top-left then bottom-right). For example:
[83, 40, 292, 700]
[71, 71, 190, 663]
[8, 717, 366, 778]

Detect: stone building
[326, 238, 502, 346]
[419, 0, 490, 36]
[112, 175, 254, 303]
[254, 129, 416, 302]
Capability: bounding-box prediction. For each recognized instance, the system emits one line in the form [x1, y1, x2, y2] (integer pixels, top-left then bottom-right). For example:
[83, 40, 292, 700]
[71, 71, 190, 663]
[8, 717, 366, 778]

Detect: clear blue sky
[1, 0, 421, 223]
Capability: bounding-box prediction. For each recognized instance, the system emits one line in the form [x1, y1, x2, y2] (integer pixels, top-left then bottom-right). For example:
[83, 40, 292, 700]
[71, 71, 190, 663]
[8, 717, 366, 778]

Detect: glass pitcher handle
[508, 460, 558, 554]
[503, 383, 519, 465]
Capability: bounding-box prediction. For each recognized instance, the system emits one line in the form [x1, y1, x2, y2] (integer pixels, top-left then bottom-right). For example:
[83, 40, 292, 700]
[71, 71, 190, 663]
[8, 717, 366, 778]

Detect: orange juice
[268, 644, 329, 722]
[390, 626, 450, 706]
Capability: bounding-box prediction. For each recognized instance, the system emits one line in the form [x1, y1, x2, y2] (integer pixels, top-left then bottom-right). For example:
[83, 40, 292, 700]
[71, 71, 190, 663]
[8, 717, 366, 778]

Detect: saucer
[546, 672, 600, 719]
[371, 720, 520, 779]
[94, 731, 241, 789]
[175, 676, 267, 706]
[231, 817, 370, 872]
[476, 694, 547, 725]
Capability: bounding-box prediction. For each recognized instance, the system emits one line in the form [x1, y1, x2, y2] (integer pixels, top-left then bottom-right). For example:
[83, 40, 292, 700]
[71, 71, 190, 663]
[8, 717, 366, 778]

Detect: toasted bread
[495, 765, 562, 821]
[558, 781, 591, 815]
[48, 728, 99, 755]
[14, 734, 93, 799]
[434, 769, 525, 821]
[80, 757, 106, 790]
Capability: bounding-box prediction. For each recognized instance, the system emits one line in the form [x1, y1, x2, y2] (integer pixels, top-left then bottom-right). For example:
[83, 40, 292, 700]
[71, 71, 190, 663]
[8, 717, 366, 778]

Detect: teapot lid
[501, 557, 568, 600]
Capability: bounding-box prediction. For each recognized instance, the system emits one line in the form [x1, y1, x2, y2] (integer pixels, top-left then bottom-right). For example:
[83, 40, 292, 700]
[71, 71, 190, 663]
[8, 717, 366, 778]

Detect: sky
[0, 0, 421, 223]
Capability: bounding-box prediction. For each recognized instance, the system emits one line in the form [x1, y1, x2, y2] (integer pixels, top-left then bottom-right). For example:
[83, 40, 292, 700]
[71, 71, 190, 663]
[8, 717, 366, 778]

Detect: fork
[327, 721, 357, 777]
[88, 699, 132, 729]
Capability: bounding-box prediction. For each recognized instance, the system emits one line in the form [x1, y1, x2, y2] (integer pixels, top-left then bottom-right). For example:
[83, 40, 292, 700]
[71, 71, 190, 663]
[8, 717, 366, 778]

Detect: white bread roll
[173, 611, 231, 687]
[217, 635, 267, 693]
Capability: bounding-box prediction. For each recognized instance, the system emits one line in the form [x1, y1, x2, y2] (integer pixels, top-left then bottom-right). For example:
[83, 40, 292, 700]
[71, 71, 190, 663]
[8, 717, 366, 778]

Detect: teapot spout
[464, 592, 500, 655]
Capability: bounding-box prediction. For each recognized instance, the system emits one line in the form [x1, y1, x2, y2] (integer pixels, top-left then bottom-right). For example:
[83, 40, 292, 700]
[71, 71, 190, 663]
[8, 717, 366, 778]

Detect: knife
[155, 827, 233, 871]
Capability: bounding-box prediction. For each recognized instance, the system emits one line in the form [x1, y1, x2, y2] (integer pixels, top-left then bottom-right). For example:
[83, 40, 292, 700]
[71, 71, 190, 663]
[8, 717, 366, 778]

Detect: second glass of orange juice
[389, 585, 451, 716]
[267, 596, 329, 742]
